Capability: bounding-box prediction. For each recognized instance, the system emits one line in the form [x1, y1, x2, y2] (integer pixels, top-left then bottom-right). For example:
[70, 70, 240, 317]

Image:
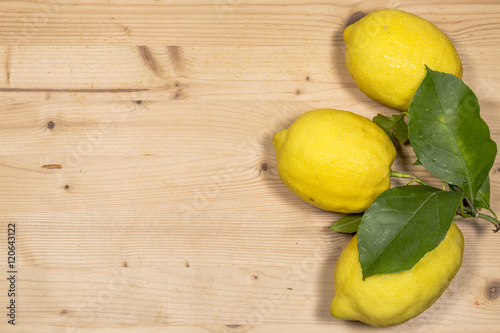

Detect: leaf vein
[428, 72, 473, 198]
[369, 192, 440, 269]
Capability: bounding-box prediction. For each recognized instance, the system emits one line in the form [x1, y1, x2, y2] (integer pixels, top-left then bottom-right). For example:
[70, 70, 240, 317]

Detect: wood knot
[47, 121, 55, 129]
[225, 325, 242, 330]
[137, 45, 162, 76]
[173, 82, 184, 99]
[260, 162, 268, 171]
[167, 46, 184, 74]
[42, 164, 62, 169]
[486, 280, 500, 300]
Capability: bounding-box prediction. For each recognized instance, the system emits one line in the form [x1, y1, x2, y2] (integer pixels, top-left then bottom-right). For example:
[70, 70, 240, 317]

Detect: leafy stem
[390, 170, 499, 231]
[460, 193, 500, 232]
[463, 194, 478, 216]
[477, 213, 500, 232]
[333, 68, 499, 278]
[390, 171, 429, 186]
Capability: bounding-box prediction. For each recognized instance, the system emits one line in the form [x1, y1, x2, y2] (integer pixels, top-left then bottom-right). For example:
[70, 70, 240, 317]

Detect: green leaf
[412, 159, 422, 166]
[357, 185, 462, 279]
[373, 113, 408, 146]
[474, 175, 491, 210]
[408, 68, 497, 202]
[393, 117, 409, 144]
[329, 214, 363, 233]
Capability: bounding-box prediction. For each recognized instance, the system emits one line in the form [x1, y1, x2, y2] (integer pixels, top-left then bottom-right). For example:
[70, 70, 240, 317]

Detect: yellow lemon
[272, 109, 396, 214]
[344, 8, 463, 111]
[331, 222, 464, 327]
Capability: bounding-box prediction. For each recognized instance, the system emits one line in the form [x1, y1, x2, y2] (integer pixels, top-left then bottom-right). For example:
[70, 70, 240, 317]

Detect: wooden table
[0, 1, 499, 332]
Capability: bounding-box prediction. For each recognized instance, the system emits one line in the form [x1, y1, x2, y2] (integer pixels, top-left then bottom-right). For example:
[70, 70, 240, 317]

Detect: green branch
[390, 171, 429, 186]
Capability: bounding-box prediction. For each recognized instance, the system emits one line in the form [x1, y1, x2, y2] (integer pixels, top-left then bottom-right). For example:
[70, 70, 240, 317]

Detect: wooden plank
[1, 1, 500, 47]
[0, 96, 481, 214]
[0, 0, 499, 331]
[0, 216, 498, 331]
[0, 45, 500, 102]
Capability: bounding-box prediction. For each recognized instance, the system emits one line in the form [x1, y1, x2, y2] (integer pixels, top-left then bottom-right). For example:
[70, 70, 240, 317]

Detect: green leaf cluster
[330, 68, 498, 279]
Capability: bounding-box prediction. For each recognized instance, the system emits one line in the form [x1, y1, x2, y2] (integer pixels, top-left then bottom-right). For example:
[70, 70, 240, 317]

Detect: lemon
[344, 8, 463, 111]
[331, 222, 464, 327]
[272, 109, 396, 214]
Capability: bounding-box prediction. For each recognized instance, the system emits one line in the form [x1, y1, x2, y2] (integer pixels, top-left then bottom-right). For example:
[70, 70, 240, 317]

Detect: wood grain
[0, 1, 499, 332]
